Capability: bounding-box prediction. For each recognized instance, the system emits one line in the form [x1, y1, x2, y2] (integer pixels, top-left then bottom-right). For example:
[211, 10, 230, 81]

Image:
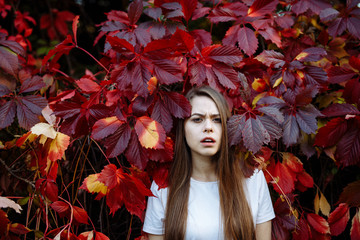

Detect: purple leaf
[152, 59, 183, 85]
[144, 7, 162, 20]
[258, 115, 282, 141]
[19, 76, 46, 94]
[223, 25, 258, 56]
[319, 8, 339, 22]
[0, 84, 11, 97]
[128, 0, 143, 25]
[105, 123, 132, 158]
[0, 100, 16, 129]
[328, 18, 347, 38]
[258, 105, 284, 123]
[242, 117, 270, 153]
[347, 16, 360, 39]
[321, 103, 360, 117]
[296, 105, 321, 134]
[335, 121, 360, 167]
[283, 114, 300, 146]
[227, 114, 246, 146]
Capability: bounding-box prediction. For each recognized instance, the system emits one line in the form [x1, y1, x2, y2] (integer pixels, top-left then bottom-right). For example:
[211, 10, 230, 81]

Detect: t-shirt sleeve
[255, 170, 275, 224]
[142, 181, 166, 235]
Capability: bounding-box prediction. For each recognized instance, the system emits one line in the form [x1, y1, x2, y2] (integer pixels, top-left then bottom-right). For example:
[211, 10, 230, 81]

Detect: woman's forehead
[190, 95, 219, 114]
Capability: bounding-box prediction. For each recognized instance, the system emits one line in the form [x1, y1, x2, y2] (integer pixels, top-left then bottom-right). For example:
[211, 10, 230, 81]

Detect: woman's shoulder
[245, 169, 267, 186]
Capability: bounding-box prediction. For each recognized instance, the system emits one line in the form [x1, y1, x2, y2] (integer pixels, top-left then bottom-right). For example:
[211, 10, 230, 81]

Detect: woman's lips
[200, 137, 216, 146]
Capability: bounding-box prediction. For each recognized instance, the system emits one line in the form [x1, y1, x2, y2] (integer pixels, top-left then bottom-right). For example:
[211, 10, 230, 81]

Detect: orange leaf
[47, 132, 70, 162]
[135, 116, 166, 149]
[72, 15, 80, 45]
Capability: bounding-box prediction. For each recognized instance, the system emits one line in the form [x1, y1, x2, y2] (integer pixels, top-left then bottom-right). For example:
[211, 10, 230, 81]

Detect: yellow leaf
[85, 174, 108, 195]
[252, 78, 267, 92]
[273, 76, 283, 88]
[252, 92, 267, 106]
[295, 52, 309, 61]
[319, 192, 331, 216]
[314, 191, 320, 214]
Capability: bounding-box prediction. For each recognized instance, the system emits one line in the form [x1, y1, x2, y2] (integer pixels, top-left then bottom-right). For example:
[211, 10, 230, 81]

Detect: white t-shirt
[143, 170, 275, 240]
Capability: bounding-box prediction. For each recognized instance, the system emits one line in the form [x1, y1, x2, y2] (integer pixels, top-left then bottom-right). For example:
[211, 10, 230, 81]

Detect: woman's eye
[192, 118, 202, 123]
[213, 118, 221, 123]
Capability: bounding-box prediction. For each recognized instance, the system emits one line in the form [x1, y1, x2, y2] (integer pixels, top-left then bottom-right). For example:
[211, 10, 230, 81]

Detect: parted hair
[164, 86, 255, 240]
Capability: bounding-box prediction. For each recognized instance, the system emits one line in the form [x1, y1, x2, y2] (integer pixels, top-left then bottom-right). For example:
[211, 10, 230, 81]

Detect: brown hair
[164, 86, 255, 240]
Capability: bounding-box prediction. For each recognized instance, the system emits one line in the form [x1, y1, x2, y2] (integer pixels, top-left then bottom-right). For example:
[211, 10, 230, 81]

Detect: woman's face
[184, 95, 222, 160]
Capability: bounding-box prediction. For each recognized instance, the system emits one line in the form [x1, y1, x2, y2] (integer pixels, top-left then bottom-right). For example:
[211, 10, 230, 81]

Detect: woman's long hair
[164, 86, 255, 240]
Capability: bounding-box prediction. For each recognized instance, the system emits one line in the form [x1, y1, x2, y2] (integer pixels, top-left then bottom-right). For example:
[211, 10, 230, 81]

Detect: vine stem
[76, 46, 110, 74]
[0, 157, 35, 188]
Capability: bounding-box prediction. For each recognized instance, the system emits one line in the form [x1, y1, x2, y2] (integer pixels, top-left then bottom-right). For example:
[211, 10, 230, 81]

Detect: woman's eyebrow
[190, 113, 220, 117]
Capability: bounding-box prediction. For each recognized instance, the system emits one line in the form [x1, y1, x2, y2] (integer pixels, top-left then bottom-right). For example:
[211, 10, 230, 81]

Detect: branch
[0, 157, 35, 188]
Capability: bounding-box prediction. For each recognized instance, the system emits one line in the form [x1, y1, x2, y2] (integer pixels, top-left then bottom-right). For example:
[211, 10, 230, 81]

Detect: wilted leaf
[135, 116, 166, 149]
[0, 196, 22, 213]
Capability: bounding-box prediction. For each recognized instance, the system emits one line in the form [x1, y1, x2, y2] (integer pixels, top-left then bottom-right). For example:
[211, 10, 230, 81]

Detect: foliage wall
[0, 0, 360, 239]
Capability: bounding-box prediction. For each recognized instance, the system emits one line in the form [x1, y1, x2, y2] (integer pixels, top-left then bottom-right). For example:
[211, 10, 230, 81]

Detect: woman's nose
[203, 119, 213, 133]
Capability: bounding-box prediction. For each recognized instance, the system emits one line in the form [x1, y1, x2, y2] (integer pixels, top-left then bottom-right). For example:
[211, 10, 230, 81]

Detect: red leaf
[321, 103, 360, 118]
[147, 137, 174, 162]
[344, 78, 360, 106]
[328, 203, 350, 236]
[106, 36, 134, 53]
[351, 210, 360, 240]
[349, 55, 360, 71]
[247, 0, 278, 17]
[0, 209, 10, 234]
[125, 130, 149, 170]
[314, 117, 348, 147]
[151, 99, 173, 133]
[128, 0, 143, 25]
[0, 100, 16, 129]
[73, 206, 89, 225]
[40, 10, 75, 39]
[272, 195, 297, 231]
[334, 119, 360, 167]
[282, 152, 303, 173]
[162, 91, 191, 118]
[292, 216, 311, 240]
[297, 171, 314, 189]
[266, 159, 296, 194]
[8, 223, 30, 235]
[152, 59, 183, 85]
[307, 213, 330, 234]
[51, 201, 70, 218]
[135, 116, 166, 149]
[327, 66, 356, 84]
[72, 15, 80, 45]
[292, 0, 331, 15]
[180, 0, 197, 22]
[76, 77, 101, 93]
[95, 164, 153, 219]
[95, 231, 110, 240]
[224, 26, 258, 56]
[338, 180, 360, 207]
[42, 35, 75, 66]
[206, 45, 243, 65]
[103, 121, 132, 158]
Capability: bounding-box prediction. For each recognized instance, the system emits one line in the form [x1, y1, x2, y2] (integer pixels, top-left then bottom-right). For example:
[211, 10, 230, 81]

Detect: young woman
[143, 86, 275, 240]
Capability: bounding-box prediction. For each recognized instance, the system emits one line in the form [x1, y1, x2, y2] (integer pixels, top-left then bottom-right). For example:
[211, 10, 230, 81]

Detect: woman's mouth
[201, 137, 216, 146]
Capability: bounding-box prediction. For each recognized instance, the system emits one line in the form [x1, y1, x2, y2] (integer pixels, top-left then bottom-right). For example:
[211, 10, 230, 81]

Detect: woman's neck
[191, 155, 217, 182]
